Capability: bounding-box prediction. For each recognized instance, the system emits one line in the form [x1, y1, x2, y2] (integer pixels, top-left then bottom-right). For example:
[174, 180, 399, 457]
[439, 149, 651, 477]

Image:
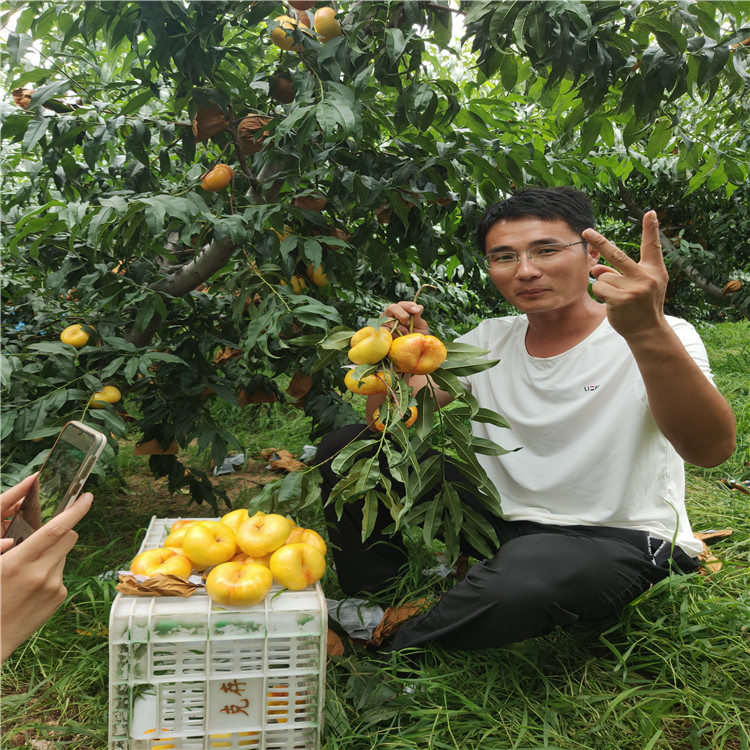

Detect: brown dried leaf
[116, 573, 199, 597]
[12, 87, 33, 109]
[261, 449, 306, 472]
[697, 542, 722, 575]
[723, 280, 742, 295]
[239, 115, 274, 155]
[191, 105, 228, 142]
[286, 369, 313, 404]
[133, 439, 179, 456]
[238, 388, 277, 406]
[326, 629, 345, 656]
[693, 528, 733, 542]
[213, 346, 242, 364]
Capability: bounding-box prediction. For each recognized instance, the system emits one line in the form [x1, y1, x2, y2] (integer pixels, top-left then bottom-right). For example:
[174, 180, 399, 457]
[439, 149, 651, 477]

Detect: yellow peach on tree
[373, 405, 418, 432]
[89, 385, 122, 408]
[313, 7, 341, 41]
[388, 332, 447, 375]
[306, 263, 328, 286]
[60, 323, 90, 348]
[344, 368, 390, 395]
[348, 326, 392, 365]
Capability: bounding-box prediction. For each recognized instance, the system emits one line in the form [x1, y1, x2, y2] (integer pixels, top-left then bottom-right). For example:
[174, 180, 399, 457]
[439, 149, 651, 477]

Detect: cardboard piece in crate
[109, 516, 327, 750]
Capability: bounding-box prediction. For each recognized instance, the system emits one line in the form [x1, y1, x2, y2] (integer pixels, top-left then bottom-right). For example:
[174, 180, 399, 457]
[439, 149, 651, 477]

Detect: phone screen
[3, 422, 105, 547]
[38, 440, 91, 522]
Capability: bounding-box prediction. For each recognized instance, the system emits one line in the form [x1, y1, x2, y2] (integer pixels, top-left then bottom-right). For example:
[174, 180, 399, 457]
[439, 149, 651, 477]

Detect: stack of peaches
[128, 510, 326, 607]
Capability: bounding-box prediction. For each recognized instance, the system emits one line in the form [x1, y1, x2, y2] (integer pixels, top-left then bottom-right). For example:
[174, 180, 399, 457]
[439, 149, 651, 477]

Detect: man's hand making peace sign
[585, 210, 668, 340]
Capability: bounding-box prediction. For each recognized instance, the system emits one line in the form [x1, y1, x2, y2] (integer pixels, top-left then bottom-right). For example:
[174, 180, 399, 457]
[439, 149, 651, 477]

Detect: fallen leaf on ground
[260, 449, 306, 472]
[693, 528, 733, 542]
[327, 629, 345, 656]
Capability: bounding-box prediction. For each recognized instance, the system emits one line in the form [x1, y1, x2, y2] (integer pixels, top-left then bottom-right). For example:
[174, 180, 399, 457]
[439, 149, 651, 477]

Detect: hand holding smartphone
[0, 480, 94, 662]
[2, 421, 106, 550]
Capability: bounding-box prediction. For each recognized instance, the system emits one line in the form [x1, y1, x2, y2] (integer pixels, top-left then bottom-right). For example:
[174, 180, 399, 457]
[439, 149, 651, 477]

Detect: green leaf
[489, 1, 521, 45]
[22, 117, 50, 153]
[461, 505, 500, 559]
[100, 357, 126, 379]
[88, 408, 127, 437]
[422, 490, 443, 547]
[135, 295, 156, 331]
[331, 439, 378, 475]
[406, 453, 442, 502]
[277, 471, 304, 507]
[429, 369, 466, 398]
[470, 436, 512, 456]
[28, 80, 72, 110]
[439, 357, 499, 377]
[385, 28, 407, 64]
[579, 115, 603, 157]
[292, 300, 341, 328]
[27, 342, 73, 355]
[443, 483, 464, 537]
[316, 84, 359, 137]
[474, 407, 509, 429]
[646, 119, 672, 160]
[444, 341, 492, 357]
[361, 491, 379, 542]
[524, 3, 547, 57]
[123, 357, 140, 383]
[6, 32, 32, 63]
[288, 333, 324, 347]
[319, 326, 355, 351]
[498, 52, 518, 90]
[464, 0, 496, 26]
[415, 386, 436, 440]
[147, 352, 186, 364]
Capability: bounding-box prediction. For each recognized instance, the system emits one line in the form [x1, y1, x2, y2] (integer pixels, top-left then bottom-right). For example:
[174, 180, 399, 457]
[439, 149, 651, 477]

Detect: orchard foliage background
[2, 1, 749, 505]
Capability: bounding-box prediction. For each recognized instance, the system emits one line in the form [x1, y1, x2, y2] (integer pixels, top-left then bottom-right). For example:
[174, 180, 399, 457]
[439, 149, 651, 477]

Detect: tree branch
[125, 148, 293, 346]
[250, 154, 295, 204]
[226, 102, 261, 193]
[124, 235, 237, 346]
[617, 181, 746, 315]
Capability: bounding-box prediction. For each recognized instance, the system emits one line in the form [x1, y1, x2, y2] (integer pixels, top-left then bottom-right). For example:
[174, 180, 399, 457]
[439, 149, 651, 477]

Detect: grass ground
[1, 321, 748, 750]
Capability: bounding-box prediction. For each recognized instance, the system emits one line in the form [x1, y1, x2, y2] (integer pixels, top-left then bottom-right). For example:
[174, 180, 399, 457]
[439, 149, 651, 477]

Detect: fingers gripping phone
[3, 421, 106, 548]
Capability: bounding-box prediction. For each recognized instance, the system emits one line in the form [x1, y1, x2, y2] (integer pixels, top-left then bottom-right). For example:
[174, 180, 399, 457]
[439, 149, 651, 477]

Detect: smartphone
[2, 421, 107, 549]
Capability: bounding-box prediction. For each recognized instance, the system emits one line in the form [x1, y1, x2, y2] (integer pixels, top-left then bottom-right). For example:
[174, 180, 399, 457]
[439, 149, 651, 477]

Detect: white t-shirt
[455, 315, 713, 558]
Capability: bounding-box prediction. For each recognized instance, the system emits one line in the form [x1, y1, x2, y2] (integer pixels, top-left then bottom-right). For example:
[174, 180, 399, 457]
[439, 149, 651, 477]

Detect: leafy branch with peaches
[256, 288, 512, 565]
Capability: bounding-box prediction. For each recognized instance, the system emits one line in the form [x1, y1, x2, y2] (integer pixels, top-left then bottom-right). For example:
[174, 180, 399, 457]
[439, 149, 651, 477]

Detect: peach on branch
[387, 332, 447, 375]
[348, 327, 393, 365]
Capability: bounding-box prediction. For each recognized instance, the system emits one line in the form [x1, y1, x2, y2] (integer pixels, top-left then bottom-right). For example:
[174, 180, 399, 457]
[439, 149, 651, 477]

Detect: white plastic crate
[108, 517, 327, 750]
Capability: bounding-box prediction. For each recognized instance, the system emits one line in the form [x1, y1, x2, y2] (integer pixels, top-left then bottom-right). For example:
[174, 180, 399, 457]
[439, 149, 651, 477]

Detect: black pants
[318, 424, 699, 651]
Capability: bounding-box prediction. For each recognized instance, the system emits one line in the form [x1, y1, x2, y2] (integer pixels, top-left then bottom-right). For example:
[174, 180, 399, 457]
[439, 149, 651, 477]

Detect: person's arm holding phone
[1, 478, 93, 663]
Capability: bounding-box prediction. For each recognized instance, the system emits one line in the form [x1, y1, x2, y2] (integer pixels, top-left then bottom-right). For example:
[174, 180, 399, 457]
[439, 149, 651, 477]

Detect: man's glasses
[482, 240, 587, 270]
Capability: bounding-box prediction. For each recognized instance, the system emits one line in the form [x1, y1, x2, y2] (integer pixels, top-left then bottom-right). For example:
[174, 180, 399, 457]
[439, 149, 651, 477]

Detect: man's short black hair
[476, 187, 596, 253]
